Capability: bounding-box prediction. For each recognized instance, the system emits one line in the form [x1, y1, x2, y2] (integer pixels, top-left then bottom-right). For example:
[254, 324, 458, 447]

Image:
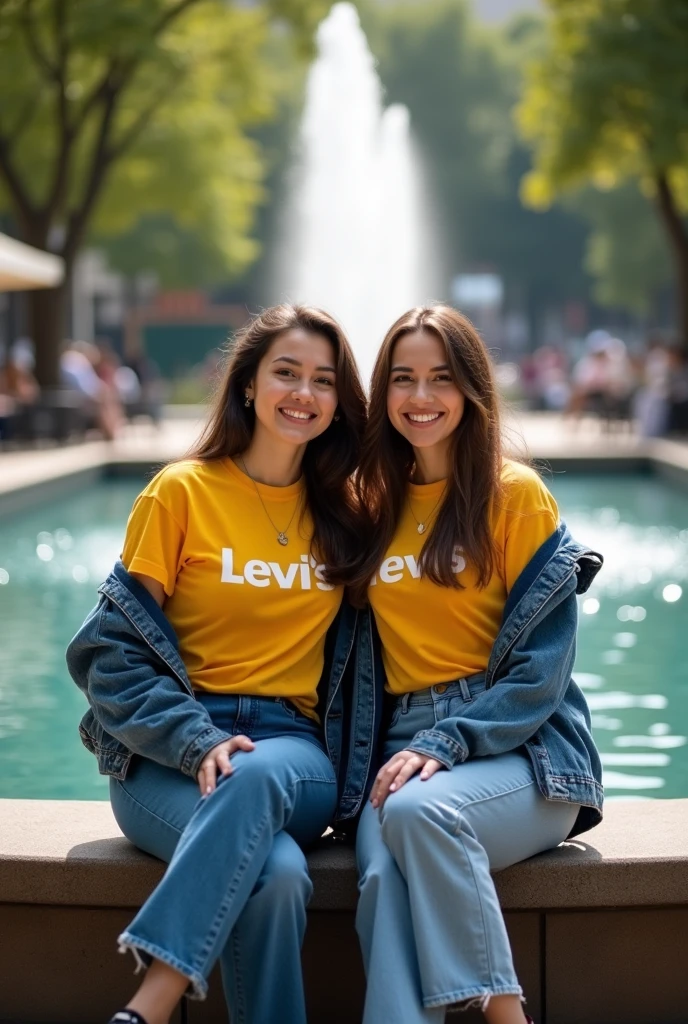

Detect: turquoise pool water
[0, 473, 686, 801]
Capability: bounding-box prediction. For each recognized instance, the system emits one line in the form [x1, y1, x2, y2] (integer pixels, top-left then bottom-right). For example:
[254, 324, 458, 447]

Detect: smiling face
[387, 329, 465, 456]
[246, 327, 338, 449]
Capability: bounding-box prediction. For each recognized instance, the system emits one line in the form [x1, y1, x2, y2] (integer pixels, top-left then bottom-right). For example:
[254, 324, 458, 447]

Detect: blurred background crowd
[1, 0, 687, 445]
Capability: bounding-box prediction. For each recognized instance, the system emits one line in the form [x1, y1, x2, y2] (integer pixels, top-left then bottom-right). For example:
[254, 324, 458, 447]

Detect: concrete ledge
[2, 799, 688, 1024]
[2, 798, 688, 912]
[1, 413, 687, 523]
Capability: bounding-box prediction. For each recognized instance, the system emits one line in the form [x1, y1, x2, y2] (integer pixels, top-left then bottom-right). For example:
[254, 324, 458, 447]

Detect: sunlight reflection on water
[0, 480, 142, 798]
[0, 473, 687, 800]
[551, 474, 688, 801]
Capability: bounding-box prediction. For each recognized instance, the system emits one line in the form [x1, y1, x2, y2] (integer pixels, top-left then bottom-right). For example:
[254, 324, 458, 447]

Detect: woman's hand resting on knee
[370, 750, 445, 809]
[198, 735, 256, 795]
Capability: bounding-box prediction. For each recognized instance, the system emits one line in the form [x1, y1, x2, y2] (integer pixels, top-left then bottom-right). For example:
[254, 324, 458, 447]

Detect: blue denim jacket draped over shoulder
[402, 521, 604, 838]
[65, 562, 380, 824]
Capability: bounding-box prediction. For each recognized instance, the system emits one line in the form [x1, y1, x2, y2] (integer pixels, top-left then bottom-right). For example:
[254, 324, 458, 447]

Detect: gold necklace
[237, 456, 300, 546]
[407, 484, 447, 535]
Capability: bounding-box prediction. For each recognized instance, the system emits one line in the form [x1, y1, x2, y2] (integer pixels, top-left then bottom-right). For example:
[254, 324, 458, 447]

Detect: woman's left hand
[370, 750, 445, 809]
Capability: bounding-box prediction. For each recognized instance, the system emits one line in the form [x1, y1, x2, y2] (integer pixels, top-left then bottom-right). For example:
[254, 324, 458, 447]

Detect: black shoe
[108, 1012, 150, 1024]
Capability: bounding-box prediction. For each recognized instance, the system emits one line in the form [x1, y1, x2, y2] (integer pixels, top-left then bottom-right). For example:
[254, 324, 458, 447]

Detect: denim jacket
[67, 521, 602, 837]
[66, 562, 380, 824]
[403, 521, 604, 838]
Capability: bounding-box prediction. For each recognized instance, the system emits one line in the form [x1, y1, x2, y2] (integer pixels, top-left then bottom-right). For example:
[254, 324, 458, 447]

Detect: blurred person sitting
[633, 336, 672, 438]
[95, 339, 144, 410]
[567, 330, 635, 427]
[94, 339, 120, 388]
[604, 334, 636, 421]
[567, 333, 613, 414]
[0, 339, 40, 441]
[60, 340, 124, 441]
[1, 339, 40, 403]
[519, 353, 539, 408]
[532, 344, 571, 411]
[126, 352, 164, 426]
[61, 340, 105, 401]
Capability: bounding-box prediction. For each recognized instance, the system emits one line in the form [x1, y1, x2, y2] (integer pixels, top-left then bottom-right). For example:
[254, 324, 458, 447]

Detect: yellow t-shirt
[121, 458, 343, 719]
[368, 459, 559, 694]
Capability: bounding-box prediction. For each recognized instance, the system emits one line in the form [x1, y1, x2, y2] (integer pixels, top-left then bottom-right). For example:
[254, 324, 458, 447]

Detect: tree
[360, 0, 590, 345]
[0, 0, 329, 385]
[567, 183, 673, 318]
[519, 0, 688, 349]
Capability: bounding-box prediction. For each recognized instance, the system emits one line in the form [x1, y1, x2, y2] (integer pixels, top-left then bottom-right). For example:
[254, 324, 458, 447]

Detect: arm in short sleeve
[122, 495, 185, 598]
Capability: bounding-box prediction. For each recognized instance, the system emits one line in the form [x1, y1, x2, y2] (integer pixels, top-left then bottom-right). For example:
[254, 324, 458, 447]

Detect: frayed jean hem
[117, 931, 208, 1001]
[425, 984, 524, 1010]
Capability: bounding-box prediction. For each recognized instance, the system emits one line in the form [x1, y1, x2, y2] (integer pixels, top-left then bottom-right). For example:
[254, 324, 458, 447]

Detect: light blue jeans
[356, 682, 580, 1023]
[110, 693, 337, 1024]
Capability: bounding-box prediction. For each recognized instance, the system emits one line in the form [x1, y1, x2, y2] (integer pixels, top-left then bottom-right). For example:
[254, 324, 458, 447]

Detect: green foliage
[568, 184, 673, 314]
[94, 214, 230, 288]
[0, 0, 330, 280]
[518, 0, 688, 337]
[518, 0, 688, 206]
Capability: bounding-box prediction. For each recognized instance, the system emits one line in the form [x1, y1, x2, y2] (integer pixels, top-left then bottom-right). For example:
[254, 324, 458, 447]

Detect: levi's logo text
[221, 548, 334, 590]
[370, 546, 466, 585]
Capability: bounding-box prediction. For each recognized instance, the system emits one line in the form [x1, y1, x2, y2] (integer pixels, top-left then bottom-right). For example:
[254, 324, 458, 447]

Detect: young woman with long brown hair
[351, 305, 603, 1024]
[67, 305, 371, 1024]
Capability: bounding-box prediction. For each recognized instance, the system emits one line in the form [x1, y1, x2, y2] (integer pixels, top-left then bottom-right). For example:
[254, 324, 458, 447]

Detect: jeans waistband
[194, 691, 321, 738]
[393, 673, 487, 711]
[194, 691, 287, 704]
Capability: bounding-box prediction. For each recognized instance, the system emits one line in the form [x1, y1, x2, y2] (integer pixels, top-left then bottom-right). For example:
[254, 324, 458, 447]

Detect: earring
[334, 414, 341, 421]
[245, 394, 252, 407]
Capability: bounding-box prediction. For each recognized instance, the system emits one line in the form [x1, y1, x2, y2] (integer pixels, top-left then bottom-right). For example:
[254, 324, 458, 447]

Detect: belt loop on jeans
[401, 692, 411, 714]
[459, 677, 471, 702]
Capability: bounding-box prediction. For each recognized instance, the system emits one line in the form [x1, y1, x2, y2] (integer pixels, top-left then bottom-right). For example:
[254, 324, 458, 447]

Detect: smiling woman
[348, 305, 602, 1024]
[65, 303, 370, 1024]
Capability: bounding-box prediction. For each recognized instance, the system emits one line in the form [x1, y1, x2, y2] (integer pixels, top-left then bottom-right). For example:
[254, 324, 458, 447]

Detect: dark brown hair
[186, 303, 367, 585]
[350, 305, 503, 606]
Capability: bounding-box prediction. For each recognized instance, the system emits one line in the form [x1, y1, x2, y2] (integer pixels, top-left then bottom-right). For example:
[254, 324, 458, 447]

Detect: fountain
[276, 2, 438, 384]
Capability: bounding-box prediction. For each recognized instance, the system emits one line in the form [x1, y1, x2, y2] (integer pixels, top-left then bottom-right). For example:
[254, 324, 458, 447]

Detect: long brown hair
[187, 304, 367, 585]
[350, 305, 503, 606]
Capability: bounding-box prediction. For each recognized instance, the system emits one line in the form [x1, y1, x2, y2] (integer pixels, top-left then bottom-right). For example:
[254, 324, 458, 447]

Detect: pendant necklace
[238, 455, 300, 546]
[407, 484, 447, 535]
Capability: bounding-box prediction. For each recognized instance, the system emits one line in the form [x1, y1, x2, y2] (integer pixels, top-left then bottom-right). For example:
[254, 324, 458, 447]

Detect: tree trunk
[27, 278, 69, 388]
[655, 173, 688, 353]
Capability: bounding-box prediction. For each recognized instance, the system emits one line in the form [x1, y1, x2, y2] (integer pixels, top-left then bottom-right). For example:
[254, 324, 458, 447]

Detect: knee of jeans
[379, 786, 423, 843]
[379, 785, 454, 851]
[254, 839, 312, 905]
[216, 753, 285, 806]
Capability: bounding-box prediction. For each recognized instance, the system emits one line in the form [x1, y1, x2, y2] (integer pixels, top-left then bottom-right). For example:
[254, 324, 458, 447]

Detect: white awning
[0, 232, 64, 290]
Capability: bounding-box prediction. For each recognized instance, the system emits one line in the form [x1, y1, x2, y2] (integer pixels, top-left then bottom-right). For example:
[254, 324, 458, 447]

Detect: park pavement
[1, 406, 688, 498]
